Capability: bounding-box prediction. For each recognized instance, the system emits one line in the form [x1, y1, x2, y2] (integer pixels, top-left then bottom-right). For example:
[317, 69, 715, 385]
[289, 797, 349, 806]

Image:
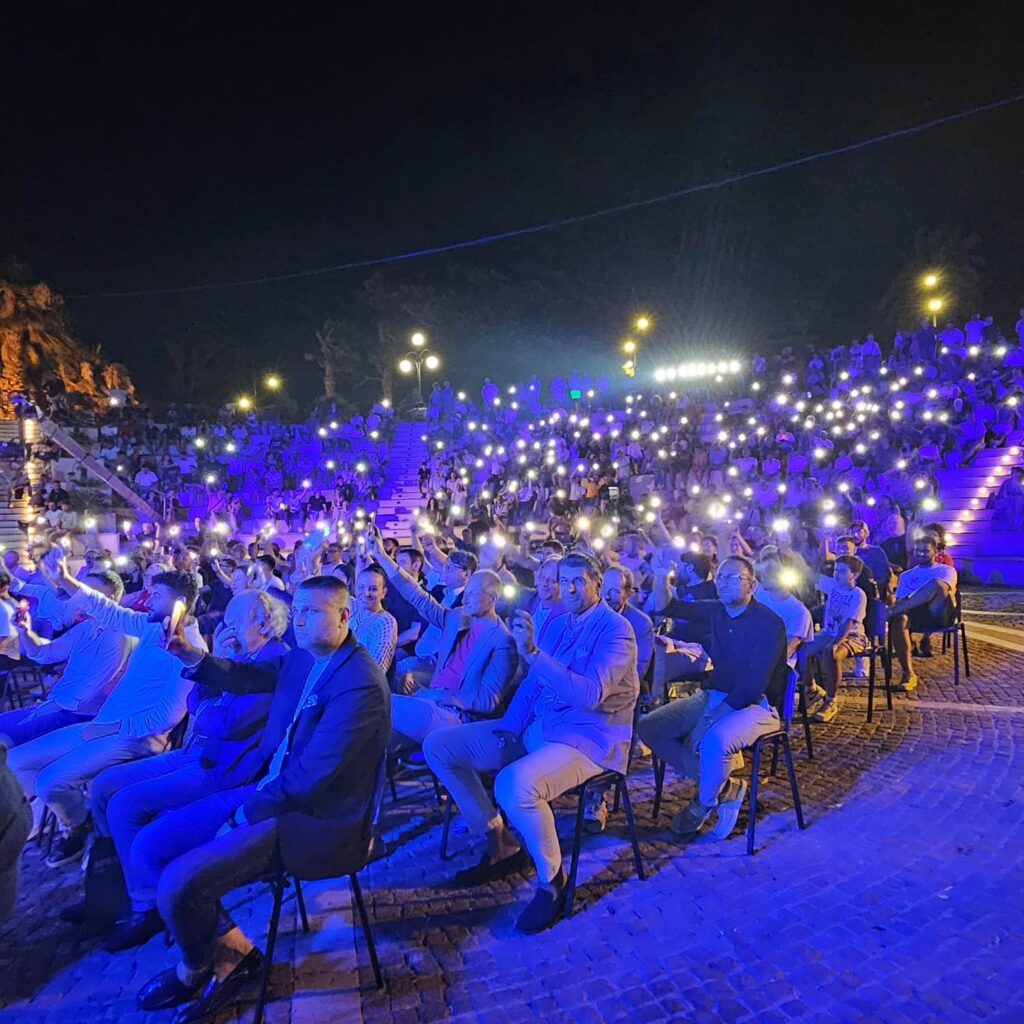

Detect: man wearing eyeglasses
[639, 552, 788, 841]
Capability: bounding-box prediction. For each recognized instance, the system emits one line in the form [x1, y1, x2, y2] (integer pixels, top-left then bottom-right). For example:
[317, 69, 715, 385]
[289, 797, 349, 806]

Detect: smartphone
[14, 599, 29, 626]
[166, 598, 186, 640]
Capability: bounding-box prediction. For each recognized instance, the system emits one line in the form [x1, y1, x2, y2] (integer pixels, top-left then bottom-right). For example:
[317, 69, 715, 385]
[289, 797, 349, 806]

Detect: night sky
[3, 3, 1024, 407]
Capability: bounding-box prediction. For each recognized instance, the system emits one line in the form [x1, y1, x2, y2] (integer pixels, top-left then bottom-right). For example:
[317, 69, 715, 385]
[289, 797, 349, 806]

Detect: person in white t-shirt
[801, 556, 869, 723]
[754, 555, 814, 669]
[886, 534, 958, 692]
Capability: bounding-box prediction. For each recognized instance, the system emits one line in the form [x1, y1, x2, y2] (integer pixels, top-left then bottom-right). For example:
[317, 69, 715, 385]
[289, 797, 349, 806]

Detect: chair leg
[769, 735, 780, 778]
[953, 625, 960, 686]
[961, 624, 971, 678]
[611, 778, 621, 815]
[883, 642, 893, 710]
[867, 647, 876, 722]
[430, 772, 443, 808]
[386, 754, 398, 803]
[254, 876, 285, 1024]
[617, 778, 646, 882]
[439, 792, 454, 861]
[781, 734, 807, 831]
[797, 685, 814, 760]
[349, 873, 383, 990]
[564, 785, 590, 918]
[293, 877, 311, 934]
[746, 742, 763, 856]
[651, 756, 666, 821]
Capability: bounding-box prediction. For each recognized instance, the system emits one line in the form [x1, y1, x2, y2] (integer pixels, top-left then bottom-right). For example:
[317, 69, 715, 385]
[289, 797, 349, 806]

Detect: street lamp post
[398, 331, 440, 406]
[621, 314, 651, 378]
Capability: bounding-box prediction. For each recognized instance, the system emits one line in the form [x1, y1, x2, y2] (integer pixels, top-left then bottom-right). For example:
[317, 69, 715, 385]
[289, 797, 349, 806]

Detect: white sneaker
[712, 778, 749, 839]
[815, 697, 841, 723]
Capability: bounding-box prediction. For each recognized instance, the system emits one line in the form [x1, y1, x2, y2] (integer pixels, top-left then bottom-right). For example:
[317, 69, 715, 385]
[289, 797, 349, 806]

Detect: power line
[67, 90, 1024, 300]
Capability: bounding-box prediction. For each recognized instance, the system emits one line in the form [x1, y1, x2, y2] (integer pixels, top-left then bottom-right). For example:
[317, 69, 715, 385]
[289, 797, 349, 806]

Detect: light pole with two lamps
[621, 315, 651, 378]
[398, 331, 441, 406]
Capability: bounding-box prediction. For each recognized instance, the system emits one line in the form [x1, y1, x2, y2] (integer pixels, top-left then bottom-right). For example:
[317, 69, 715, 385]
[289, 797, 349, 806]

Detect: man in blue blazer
[425, 553, 638, 934]
[370, 531, 518, 746]
[136, 576, 390, 1022]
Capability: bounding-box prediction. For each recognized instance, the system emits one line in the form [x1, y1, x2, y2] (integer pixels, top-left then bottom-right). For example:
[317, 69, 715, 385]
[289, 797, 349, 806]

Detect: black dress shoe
[453, 848, 529, 887]
[137, 967, 205, 1011]
[516, 868, 568, 935]
[104, 909, 165, 952]
[171, 949, 265, 1024]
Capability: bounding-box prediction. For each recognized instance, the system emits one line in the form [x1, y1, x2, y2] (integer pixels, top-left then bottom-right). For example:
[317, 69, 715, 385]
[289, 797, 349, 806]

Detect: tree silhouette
[879, 228, 985, 331]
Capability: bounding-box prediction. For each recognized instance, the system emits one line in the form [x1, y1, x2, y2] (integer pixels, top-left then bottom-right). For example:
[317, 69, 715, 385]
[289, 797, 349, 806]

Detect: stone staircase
[373, 421, 428, 542]
[0, 418, 43, 561]
[932, 434, 1024, 585]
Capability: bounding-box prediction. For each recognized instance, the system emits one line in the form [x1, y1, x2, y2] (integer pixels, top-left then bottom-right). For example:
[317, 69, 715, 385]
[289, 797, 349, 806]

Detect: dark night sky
[3, 2, 1024, 407]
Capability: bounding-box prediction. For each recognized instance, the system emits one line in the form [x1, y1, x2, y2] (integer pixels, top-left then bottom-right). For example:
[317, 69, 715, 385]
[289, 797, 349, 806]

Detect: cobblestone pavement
[3, 589, 1024, 1024]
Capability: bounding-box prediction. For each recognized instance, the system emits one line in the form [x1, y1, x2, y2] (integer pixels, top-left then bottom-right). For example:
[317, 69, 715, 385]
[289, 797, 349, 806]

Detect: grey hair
[229, 589, 290, 639]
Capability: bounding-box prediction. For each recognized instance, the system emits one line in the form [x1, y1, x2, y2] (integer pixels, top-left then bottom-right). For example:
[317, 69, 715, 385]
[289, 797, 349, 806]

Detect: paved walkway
[3, 591, 1024, 1024]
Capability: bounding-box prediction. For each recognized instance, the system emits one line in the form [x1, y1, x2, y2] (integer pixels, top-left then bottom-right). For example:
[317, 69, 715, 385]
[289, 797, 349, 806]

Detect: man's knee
[34, 763, 72, 805]
[157, 851, 200, 921]
[422, 726, 460, 770]
[494, 761, 536, 811]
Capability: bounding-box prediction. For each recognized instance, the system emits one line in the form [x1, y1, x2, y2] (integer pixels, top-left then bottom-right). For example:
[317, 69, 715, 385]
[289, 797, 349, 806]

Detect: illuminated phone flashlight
[823, 514, 838, 528]
[168, 525, 181, 537]
[772, 518, 791, 533]
[122, 519, 132, 532]
[502, 583, 518, 600]
[576, 516, 591, 531]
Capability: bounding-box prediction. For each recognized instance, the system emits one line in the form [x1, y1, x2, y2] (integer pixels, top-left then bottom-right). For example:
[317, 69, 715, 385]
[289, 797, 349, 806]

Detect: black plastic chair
[651, 669, 807, 855]
[252, 761, 387, 1024]
[888, 590, 971, 687]
[864, 598, 893, 722]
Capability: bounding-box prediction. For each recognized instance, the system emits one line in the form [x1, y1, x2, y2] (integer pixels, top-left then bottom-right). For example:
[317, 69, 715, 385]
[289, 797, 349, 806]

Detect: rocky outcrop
[0, 280, 135, 416]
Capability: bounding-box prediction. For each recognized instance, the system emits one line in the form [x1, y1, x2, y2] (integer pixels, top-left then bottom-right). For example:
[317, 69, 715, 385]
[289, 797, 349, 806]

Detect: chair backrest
[779, 667, 799, 726]
[865, 597, 887, 643]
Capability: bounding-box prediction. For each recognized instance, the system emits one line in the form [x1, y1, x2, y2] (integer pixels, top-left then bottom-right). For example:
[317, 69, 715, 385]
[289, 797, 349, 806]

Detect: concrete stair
[373, 422, 429, 542]
[0, 418, 43, 561]
[930, 438, 1024, 584]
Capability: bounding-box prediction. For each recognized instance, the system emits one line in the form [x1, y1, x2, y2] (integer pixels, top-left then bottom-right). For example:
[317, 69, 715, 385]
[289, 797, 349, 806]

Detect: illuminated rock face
[0, 280, 135, 416]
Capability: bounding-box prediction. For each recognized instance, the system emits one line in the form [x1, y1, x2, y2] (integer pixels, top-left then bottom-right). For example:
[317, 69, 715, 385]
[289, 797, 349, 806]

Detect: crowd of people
[0, 311, 1021, 1018]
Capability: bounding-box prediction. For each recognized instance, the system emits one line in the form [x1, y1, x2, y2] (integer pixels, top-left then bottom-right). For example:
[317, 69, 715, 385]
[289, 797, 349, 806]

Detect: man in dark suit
[136, 576, 390, 1023]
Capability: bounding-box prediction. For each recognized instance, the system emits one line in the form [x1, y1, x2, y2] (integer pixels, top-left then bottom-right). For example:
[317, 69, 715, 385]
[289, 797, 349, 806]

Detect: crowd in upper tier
[0, 311, 1021, 1018]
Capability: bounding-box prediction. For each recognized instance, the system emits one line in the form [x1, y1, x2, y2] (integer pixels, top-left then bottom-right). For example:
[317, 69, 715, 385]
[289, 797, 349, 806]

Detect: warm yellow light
[424, 354, 440, 370]
[623, 339, 637, 354]
[927, 298, 944, 313]
[411, 331, 426, 347]
[635, 316, 651, 331]
[264, 374, 281, 390]
[398, 358, 414, 374]
[922, 273, 939, 289]
[237, 396, 252, 411]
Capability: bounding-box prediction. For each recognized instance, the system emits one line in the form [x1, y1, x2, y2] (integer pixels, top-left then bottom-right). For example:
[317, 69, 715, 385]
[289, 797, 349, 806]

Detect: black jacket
[191, 633, 391, 878]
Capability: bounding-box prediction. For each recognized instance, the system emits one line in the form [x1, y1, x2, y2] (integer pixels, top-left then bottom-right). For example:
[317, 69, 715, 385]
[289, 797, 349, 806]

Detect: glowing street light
[264, 374, 281, 390]
[398, 336, 441, 405]
[424, 354, 440, 370]
[623, 339, 637, 354]
[635, 316, 651, 332]
[411, 331, 426, 347]
[237, 396, 253, 412]
[922, 272, 939, 289]
[398, 358, 414, 374]
[927, 297, 943, 313]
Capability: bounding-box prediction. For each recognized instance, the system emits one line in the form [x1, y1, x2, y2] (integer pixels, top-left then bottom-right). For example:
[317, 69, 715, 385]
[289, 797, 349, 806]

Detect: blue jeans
[96, 753, 248, 912]
[156, 785, 280, 969]
[0, 705, 90, 747]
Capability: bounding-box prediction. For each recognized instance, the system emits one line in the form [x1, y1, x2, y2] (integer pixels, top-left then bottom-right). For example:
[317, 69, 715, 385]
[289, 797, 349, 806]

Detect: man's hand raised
[163, 613, 205, 667]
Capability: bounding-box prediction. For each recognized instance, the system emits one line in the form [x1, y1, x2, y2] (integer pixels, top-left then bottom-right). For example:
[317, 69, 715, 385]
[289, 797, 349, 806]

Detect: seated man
[395, 548, 477, 687]
[800, 555, 868, 723]
[134, 576, 389, 1020]
[583, 564, 655, 832]
[369, 531, 518, 746]
[84, 590, 290, 951]
[0, 740, 32, 922]
[424, 553, 638, 934]
[8, 559, 204, 868]
[348, 565, 399, 672]
[638, 552, 787, 841]
[0, 570, 134, 749]
[886, 533, 958, 691]
[753, 555, 814, 672]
